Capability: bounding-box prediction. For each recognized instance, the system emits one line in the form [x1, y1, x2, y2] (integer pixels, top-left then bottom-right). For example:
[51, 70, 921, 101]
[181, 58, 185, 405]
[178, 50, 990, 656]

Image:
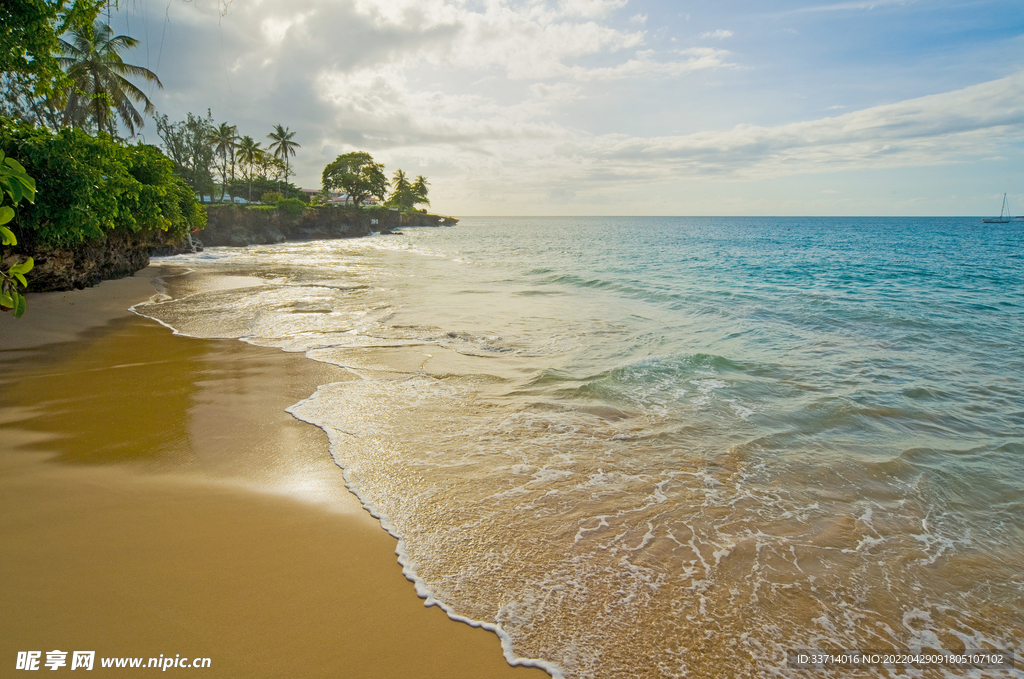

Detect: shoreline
[0, 265, 548, 678]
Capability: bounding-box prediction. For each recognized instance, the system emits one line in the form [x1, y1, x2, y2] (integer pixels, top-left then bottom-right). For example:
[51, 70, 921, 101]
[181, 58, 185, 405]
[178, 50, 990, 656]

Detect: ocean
[136, 217, 1024, 678]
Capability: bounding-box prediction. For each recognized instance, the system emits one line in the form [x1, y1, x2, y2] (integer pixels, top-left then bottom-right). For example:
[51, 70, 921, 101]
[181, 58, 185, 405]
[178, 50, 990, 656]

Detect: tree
[0, 0, 104, 102]
[58, 19, 162, 136]
[209, 121, 238, 202]
[266, 124, 299, 188]
[155, 111, 215, 200]
[235, 135, 260, 203]
[385, 169, 415, 210]
[413, 175, 430, 208]
[321, 152, 387, 208]
[2, 119, 204, 246]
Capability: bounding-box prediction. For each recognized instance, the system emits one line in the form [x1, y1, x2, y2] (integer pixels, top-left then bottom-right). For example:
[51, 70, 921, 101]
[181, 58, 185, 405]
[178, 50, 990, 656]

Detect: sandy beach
[0, 265, 548, 678]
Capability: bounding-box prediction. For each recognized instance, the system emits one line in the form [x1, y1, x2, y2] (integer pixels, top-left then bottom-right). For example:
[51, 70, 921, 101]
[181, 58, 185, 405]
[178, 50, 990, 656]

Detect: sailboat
[982, 193, 1010, 223]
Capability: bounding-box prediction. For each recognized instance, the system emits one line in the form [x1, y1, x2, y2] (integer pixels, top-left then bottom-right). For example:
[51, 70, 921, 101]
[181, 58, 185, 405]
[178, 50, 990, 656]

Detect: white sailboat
[982, 193, 1011, 223]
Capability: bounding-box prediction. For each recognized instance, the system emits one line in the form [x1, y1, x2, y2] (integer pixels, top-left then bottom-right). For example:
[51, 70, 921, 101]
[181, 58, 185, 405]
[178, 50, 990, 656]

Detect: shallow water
[138, 217, 1024, 678]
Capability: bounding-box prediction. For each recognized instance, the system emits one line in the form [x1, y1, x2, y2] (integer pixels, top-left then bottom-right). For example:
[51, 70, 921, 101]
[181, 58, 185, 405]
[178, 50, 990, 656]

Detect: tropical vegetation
[57, 19, 162, 135]
[381, 168, 430, 211]
[267, 124, 299, 187]
[0, 150, 36, 317]
[321, 152, 388, 208]
[0, 119, 204, 247]
[0, 0, 105, 117]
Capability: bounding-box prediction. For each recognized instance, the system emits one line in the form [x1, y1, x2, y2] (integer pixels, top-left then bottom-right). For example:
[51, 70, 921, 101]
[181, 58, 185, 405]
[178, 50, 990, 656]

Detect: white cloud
[346, 0, 644, 79]
[386, 70, 1024, 212]
[793, 0, 916, 12]
[561, 71, 1024, 182]
[557, 0, 629, 19]
[122, 0, 1022, 215]
[569, 48, 733, 80]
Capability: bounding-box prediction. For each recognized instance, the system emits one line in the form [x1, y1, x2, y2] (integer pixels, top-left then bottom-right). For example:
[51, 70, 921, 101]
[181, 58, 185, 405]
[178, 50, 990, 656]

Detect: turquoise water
[140, 217, 1024, 678]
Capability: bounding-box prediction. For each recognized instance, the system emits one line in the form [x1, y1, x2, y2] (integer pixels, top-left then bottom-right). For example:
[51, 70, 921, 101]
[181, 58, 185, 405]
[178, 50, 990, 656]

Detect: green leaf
[9, 258, 33, 275]
[0, 292, 12, 309]
[0, 208, 14, 228]
[13, 292, 26, 318]
[4, 157, 27, 174]
[1, 225, 17, 245]
[13, 272, 27, 287]
[8, 180, 22, 205]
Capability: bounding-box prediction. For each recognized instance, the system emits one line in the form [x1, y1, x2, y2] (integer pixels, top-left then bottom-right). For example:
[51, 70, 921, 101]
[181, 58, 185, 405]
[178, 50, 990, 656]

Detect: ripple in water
[139, 218, 1024, 678]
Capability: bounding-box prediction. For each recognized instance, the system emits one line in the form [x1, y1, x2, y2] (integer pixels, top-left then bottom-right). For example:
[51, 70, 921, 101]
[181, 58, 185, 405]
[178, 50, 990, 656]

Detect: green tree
[1, 119, 203, 247]
[0, 0, 104, 119]
[412, 175, 430, 208]
[266, 124, 299, 188]
[0, 150, 36, 317]
[58, 19, 162, 136]
[385, 168, 415, 210]
[322, 151, 387, 208]
[235, 134, 260, 203]
[155, 111, 215, 200]
[209, 121, 238, 202]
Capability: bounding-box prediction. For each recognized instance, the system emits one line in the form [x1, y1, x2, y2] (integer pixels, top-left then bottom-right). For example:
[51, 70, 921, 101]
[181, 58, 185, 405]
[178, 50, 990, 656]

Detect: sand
[0, 265, 549, 678]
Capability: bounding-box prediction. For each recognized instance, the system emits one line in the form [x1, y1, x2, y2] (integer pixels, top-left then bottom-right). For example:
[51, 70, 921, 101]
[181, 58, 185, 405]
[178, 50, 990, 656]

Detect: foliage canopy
[0, 118, 204, 249]
[58, 19, 162, 135]
[0, 149, 37, 317]
[322, 151, 387, 208]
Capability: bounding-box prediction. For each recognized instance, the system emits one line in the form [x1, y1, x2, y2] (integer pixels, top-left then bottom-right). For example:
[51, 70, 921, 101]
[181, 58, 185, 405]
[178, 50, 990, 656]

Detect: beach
[4, 217, 1022, 679]
[0, 265, 548, 678]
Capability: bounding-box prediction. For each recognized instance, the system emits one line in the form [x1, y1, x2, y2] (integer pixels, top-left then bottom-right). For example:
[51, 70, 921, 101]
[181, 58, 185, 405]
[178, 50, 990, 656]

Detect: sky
[108, 0, 1024, 216]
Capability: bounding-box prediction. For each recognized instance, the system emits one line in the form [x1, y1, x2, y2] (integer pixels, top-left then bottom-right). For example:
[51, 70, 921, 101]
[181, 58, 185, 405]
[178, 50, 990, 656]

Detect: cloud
[792, 0, 916, 12]
[568, 48, 734, 80]
[119, 0, 1022, 215]
[560, 70, 1024, 182]
[396, 70, 1024, 210]
[349, 0, 644, 79]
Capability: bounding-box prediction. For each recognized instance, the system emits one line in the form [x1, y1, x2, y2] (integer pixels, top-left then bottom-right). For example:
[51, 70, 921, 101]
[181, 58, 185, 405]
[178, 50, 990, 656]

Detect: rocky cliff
[4, 205, 459, 292]
[3, 229, 163, 292]
[198, 205, 458, 247]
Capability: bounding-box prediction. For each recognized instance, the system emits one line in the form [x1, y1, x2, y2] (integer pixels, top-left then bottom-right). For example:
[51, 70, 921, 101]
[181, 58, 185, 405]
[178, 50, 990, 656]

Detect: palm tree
[266, 124, 299, 190]
[58, 20, 162, 136]
[413, 175, 430, 208]
[387, 169, 414, 210]
[209, 121, 238, 201]
[236, 135, 261, 203]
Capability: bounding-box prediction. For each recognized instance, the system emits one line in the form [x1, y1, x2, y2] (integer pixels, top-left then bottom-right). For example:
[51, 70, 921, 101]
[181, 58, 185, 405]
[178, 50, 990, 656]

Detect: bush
[276, 197, 306, 216]
[0, 118, 203, 247]
[260, 190, 284, 205]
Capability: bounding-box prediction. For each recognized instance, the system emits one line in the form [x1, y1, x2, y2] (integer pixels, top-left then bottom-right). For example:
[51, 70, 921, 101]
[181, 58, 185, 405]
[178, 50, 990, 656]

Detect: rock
[2, 205, 461, 293]
[4, 229, 152, 292]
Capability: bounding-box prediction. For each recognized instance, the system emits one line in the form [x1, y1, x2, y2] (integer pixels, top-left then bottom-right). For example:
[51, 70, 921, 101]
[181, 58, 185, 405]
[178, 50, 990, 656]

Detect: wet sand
[0, 266, 548, 678]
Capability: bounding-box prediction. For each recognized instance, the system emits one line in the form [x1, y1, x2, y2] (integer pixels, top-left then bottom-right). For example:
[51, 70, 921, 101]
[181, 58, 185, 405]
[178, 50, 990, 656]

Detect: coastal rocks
[401, 212, 459, 227]
[4, 229, 152, 292]
[200, 205, 367, 246]
[199, 206, 287, 247]
[2, 206, 460, 293]
[199, 205, 458, 247]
